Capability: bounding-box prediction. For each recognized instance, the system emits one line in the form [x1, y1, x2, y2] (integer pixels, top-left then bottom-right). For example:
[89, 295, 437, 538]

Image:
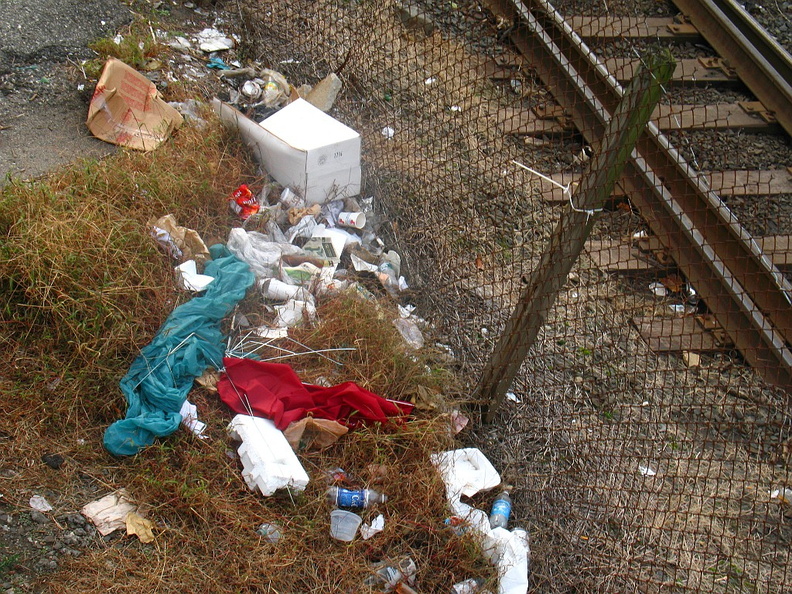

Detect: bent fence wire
[237, 0, 792, 591]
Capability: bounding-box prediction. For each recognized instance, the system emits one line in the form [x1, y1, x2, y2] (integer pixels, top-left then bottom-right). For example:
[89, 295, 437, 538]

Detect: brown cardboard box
[86, 58, 183, 151]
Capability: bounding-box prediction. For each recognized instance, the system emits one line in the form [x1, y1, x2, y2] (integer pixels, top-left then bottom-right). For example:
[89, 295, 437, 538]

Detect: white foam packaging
[227, 414, 310, 496]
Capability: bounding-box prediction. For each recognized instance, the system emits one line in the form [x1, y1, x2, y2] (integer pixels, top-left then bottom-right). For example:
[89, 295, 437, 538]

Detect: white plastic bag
[226, 228, 302, 279]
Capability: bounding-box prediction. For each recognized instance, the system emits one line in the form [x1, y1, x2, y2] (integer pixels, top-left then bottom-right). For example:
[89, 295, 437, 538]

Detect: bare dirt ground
[0, 0, 134, 182]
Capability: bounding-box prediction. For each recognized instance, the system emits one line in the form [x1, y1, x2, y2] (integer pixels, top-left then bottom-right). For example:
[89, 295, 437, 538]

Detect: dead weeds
[0, 90, 494, 592]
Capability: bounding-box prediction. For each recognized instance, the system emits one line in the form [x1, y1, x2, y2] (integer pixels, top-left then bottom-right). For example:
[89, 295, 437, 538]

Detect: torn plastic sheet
[274, 298, 317, 327]
[103, 245, 254, 456]
[29, 495, 53, 513]
[196, 28, 235, 52]
[393, 317, 424, 349]
[226, 227, 303, 279]
[432, 449, 529, 594]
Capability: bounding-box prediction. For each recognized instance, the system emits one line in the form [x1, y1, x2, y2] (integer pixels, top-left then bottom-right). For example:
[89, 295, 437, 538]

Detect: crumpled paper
[360, 514, 385, 540]
[81, 490, 138, 536]
[150, 214, 210, 265]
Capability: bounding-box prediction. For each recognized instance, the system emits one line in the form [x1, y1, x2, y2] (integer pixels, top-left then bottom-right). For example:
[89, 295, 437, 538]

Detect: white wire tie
[511, 160, 602, 221]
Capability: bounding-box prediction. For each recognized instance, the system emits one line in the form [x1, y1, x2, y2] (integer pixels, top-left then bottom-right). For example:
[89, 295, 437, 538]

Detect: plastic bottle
[489, 490, 512, 529]
[327, 486, 388, 509]
[363, 557, 417, 589]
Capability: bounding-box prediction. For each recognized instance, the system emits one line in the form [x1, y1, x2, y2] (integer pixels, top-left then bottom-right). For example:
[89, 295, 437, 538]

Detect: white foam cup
[260, 278, 302, 301]
[337, 211, 366, 229]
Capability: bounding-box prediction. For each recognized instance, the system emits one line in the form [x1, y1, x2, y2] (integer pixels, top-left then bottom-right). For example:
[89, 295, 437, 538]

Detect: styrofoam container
[227, 414, 310, 496]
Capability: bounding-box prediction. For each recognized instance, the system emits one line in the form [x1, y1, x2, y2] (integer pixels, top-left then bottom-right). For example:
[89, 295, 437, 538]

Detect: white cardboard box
[258, 98, 361, 205]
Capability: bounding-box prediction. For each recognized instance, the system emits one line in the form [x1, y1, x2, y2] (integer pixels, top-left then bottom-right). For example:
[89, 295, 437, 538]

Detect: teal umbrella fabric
[104, 244, 254, 455]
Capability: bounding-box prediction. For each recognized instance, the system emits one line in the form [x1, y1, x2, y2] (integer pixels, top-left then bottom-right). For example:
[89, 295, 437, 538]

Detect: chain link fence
[235, 0, 792, 590]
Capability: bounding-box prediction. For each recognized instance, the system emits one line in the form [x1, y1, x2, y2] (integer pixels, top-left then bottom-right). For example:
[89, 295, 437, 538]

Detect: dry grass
[0, 78, 495, 591]
[37, 415, 495, 593]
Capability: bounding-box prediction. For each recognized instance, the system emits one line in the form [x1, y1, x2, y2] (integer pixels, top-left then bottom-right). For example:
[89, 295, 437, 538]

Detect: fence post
[476, 52, 676, 422]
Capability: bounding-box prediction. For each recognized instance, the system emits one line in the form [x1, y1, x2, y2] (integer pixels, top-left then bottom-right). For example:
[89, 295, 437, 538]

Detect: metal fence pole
[477, 52, 676, 422]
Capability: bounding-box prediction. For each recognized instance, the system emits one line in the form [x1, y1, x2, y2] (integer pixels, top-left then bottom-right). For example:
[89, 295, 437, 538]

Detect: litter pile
[77, 29, 531, 589]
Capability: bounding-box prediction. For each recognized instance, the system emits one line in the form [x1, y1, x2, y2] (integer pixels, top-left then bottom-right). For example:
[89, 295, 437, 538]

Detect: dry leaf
[475, 256, 485, 271]
[660, 274, 684, 293]
[405, 385, 442, 411]
[126, 511, 155, 543]
[283, 417, 348, 451]
[616, 201, 632, 212]
[682, 351, 700, 368]
[288, 204, 321, 225]
[195, 368, 219, 392]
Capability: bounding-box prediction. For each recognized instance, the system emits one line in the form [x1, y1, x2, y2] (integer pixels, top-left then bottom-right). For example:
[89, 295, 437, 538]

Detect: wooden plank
[480, 53, 529, 79]
[499, 107, 572, 135]
[634, 317, 726, 352]
[568, 16, 700, 39]
[540, 169, 792, 202]
[603, 57, 736, 86]
[705, 169, 792, 196]
[586, 236, 792, 272]
[504, 104, 775, 135]
[484, 56, 736, 87]
[760, 236, 792, 268]
[585, 239, 661, 271]
[535, 173, 626, 202]
[652, 103, 776, 131]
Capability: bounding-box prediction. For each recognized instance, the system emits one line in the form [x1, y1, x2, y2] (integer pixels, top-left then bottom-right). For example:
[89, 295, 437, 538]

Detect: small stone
[0, 514, 12, 525]
[42, 535, 56, 544]
[53, 542, 63, 551]
[72, 527, 86, 537]
[30, 511, 48, 524]
[306, 73, 342, 112]
[62, 531, 79, 546]
[41, 453, 65, 469]
[396, 3, 435, 35]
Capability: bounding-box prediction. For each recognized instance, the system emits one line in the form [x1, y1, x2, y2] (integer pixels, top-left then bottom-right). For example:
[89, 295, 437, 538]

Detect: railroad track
[483, 0, 792, 390]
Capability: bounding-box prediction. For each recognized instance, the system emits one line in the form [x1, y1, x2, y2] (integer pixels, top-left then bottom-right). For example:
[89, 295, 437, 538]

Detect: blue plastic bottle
[327, 486, 388, 509]
[488, 491, 512, 529]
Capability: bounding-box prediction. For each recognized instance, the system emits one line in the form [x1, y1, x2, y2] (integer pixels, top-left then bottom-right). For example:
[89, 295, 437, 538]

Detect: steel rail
[505, 0, 792, 390]
[672, 0, 792, 137]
